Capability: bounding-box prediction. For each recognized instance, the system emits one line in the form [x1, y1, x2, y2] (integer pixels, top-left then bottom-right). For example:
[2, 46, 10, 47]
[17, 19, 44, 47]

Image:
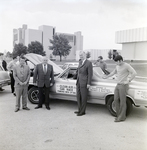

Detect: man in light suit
[75, 51, 93, 116]
[33, 56, 54, 110]
[13, 55, 30, 112]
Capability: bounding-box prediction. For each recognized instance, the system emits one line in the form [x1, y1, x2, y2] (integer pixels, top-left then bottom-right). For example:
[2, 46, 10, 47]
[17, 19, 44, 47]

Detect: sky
[0, 0, 147, 53]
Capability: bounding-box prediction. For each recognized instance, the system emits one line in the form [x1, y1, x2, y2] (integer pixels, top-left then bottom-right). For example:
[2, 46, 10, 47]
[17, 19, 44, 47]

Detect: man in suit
[75, 51, 93, 116]
[33, 56, 54, 110]
[13, 55, 30, 112]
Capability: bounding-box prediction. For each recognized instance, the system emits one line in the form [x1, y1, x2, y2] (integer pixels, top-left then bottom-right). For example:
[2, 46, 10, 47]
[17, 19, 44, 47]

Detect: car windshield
[93, 66, 104, 76]
[59, 66, 105, 82]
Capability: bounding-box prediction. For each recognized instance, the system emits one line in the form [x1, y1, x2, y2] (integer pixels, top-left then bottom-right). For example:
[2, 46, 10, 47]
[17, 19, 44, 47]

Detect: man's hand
[33, 82, 37, 86]
[19, 82, 23, 85]
[87, 84, 90, 89]
[23, 82, 28, 85]
[50, 83, 53, 87]
[123, 79, 130, 85]
[102, 75, 108, 79]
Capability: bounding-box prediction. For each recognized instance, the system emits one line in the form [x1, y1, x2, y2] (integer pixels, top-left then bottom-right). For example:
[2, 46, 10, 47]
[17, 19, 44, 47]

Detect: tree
[13, 43, 27, 57]
[49, 34, 72, 61]
[27, 41, 46, 56]
[108, 50, 113, 59]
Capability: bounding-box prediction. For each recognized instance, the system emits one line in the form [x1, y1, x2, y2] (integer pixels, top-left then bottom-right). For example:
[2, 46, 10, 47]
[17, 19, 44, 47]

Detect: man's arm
[50, 65, 55, 86]
[124, 65, 137, 84]
[103, 68, 117, 79]
[33, 65, 38, 84]
[24, 66, 30, 85]
[87, 62, 93, 88]
[13, 67, 23, 85]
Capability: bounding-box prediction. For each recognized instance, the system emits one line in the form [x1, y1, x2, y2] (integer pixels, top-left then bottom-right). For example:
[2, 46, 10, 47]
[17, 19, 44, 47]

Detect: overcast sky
[0, 0, 147, 53]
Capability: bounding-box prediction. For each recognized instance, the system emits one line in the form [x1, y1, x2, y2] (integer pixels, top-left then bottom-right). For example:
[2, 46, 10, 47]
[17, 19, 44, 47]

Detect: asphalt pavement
[0, 86, 147, 150]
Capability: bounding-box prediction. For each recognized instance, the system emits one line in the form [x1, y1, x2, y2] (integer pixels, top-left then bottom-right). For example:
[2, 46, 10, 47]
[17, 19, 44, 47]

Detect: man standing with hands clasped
[74, 51, 93, 116]
[33, 56, 54, 110]
[103, 55, 137, 122]
[13, 55, 30, 112]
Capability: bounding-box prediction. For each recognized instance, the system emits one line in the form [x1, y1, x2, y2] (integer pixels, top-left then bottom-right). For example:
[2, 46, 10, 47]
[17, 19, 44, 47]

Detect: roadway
[0, 86, 147, 150]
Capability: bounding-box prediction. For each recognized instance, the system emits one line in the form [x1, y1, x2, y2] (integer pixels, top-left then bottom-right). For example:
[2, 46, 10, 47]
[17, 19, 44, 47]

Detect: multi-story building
[13, 24, 83, 60]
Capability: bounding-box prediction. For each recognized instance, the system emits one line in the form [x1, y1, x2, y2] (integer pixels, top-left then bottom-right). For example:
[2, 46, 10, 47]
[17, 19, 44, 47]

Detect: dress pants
[114, 84, 128, 121]
[76, 82, 88, 114]
[10, 71, 15, 93]
[15, 85, 28, 109]
[38, 86, 50, 107]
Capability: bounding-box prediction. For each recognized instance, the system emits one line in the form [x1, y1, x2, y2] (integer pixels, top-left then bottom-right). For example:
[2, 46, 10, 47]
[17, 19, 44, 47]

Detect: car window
[60, 68, 77, 79]
[62, 64, 68, 70]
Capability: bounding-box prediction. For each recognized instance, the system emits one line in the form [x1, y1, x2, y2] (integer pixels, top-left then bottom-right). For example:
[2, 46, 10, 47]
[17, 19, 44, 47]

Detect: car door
[50, 68, 77, 101]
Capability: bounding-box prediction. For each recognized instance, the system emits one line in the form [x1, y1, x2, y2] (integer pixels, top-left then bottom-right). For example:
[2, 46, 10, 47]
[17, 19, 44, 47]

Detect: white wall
[25, 29, 42, 47]
[39, 25, 54, 57]
[122, 42, 147, 60]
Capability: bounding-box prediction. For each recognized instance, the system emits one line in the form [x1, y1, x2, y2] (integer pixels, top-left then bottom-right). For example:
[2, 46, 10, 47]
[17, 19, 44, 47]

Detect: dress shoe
[74, 111, 80, 114]
[114, 118, 125, 122]
[13, 93, 16, 96]
[23, 107, 30, 110]
[15, 108, 19, 112]
[35, 106, 42, 109]
[77, 113, 86, 116]
[0, 88, 4, 91]
[46, 106, 50, 110]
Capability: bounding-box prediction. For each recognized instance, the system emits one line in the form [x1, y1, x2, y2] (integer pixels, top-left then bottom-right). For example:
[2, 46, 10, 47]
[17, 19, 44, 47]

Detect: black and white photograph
[0, 0, 147, 150]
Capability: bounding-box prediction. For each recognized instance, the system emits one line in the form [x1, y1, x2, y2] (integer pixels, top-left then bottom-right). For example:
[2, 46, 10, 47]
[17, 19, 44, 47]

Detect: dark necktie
[44, 64, 47, 74]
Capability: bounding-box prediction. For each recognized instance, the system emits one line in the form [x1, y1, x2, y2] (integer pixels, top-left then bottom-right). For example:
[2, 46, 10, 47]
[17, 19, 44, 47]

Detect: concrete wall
[24, 29, 42, 47]
[39, 25, 54, 57]
[116, 27, 147, 60]
[122, 42, 147, 60]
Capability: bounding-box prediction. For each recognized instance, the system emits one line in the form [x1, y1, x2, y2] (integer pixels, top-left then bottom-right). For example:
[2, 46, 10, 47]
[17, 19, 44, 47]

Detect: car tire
[107, 96, 133, 117]
[28, 86, 39, 104]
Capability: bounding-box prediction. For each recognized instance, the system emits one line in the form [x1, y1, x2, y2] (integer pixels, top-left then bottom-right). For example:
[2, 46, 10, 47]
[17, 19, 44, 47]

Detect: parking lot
[0, 86, 147, 150]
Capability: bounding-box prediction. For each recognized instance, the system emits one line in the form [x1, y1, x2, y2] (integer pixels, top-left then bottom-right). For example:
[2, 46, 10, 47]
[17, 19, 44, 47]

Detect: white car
[24, 53, 147, 116]
[0, 64, 10, 89]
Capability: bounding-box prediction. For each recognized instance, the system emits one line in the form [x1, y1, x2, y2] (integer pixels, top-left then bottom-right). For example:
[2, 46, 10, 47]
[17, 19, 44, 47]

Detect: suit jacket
[33, 63, 54, 87]
[13, 64, 30, 87]
[76, 59, 93, 87]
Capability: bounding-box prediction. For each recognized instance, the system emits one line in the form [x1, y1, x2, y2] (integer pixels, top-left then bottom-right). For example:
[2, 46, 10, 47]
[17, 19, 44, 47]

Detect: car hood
[24, 53, 63, 75]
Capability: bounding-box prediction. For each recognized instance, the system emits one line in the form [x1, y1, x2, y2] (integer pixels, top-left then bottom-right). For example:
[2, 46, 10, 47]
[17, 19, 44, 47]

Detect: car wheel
[107, 96, 133, 117]
[28, 86, 39, 104]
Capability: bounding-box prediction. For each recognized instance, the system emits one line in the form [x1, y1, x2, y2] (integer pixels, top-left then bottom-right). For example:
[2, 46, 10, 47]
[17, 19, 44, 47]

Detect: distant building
[13, 24, 83, 60]
[115, 27, 147, 60]
[76, 49, 121, 61]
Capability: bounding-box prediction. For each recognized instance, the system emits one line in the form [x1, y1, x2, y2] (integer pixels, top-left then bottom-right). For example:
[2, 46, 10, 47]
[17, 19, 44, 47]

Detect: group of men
[3, 51, 137, 123]
[74, 51, 136, 122]
[10, 55, 54, 112]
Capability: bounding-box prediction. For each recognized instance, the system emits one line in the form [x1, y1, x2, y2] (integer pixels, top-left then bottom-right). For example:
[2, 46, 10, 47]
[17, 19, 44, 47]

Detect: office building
[13, 24, 83, 60]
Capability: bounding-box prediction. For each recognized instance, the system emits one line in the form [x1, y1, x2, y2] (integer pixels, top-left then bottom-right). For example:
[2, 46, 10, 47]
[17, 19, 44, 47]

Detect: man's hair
[98, 56, 103, 59]
[79, 50, 86, 55]
[13, 56, 17, 60]
[114, 55, 123, 62]
[20, 55, 25, 60]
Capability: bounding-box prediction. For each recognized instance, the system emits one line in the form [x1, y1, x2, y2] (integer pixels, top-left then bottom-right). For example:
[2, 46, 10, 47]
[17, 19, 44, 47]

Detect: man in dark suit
[75, 51, 93, 116]
[33, 56, 54, 110]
